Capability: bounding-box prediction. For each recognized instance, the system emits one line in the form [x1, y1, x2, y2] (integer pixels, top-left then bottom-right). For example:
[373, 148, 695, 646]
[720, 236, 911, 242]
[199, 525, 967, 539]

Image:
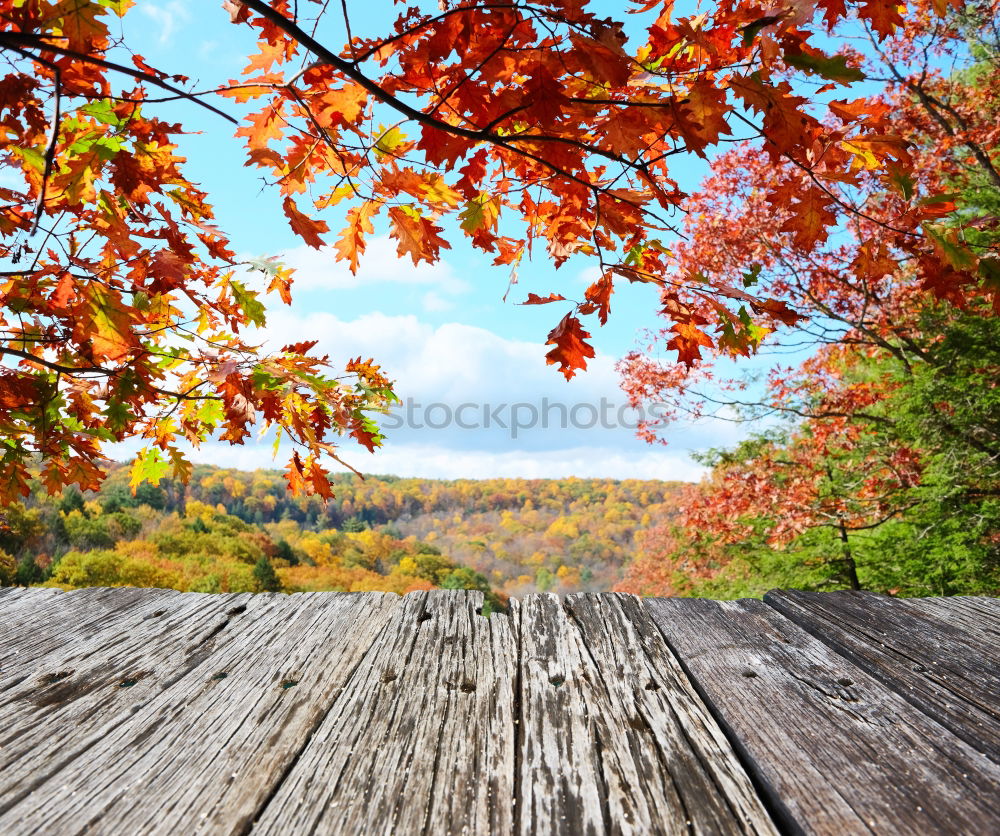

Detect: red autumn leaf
[521, 293, 567, 305]
[282, 197, 329, 249]
[50, 272, 76, 308]
[584, 273, 614, 325]
[545, 314, 596, 380]
[282, 340, 320, 354]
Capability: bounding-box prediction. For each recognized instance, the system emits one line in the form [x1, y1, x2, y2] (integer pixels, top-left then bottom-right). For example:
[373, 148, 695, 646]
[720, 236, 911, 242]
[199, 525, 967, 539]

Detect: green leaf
[81, 99, 122, 128]
[104, 399, 131, 433]
[230, 279, 266, 326]
[979, 257, 1000, 290]
[887, 167, 915, 201]
[251, 366, 284, 391]
[741, 16, 782, 46]
[784, 51, 865, 83]
[129, 447, 170, 493]
[93, 135, 124, 160]
[196, 399, 225, 428]
[14, 146, 45, 174]
[923, 224, 977, 271]
[459, 199, 487, 233]
[246, 255, 285, 277]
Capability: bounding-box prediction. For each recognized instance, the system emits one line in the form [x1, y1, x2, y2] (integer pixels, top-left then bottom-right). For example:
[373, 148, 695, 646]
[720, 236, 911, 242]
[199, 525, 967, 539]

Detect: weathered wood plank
[765, 589, 1000, 763]
[898, 595, 1000, 637]
[0, 590, 398, 835]
[517, 593, 776, 835]
[646, 597, 1000, 835]
[0, 586, 66, 652]
[0, 587, 253, 816]
[251, 589, 518, 836]
[0, 587, 182, 670]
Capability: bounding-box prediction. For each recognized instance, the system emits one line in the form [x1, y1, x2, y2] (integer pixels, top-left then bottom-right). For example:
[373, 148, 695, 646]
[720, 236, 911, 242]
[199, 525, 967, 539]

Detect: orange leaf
[666, 322, 714, 366]
[282, 197, 329, 249]
[545, 314, 596, 380]
[388, 206, 450, 266]
[584, 273, 614, 325]
[334, 201, 377, 273]
[780, 187, 838, 248]
[50, 271, 76, 308]
[521, 293, 567, 305]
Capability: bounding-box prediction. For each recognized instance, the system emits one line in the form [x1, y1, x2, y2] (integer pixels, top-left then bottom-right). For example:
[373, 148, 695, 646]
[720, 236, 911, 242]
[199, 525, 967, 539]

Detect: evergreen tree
[253, 556, 283, 593]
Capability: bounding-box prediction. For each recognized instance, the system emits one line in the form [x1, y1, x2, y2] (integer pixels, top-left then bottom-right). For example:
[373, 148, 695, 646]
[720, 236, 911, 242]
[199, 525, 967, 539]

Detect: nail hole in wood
[228, 605, 247, 616]
[280, 679, 299, 689]
[151, 609, 165, 618]
[549, 675, 565, 687]
[460, 681, 476, 693]
[741, 670, 757, 678]
[41, 671, 72, 685]
[837, 677, 854, 687]
[644, 680, 660, 691]
[475, 606, 483, 616]
[119, 678, 138, 688]
[211, 672, 228, 681]
[417, 611, 432, 623]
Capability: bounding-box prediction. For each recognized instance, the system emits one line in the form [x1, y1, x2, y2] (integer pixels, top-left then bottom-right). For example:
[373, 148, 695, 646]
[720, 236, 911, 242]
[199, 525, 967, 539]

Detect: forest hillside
[0, 465, 683, 603]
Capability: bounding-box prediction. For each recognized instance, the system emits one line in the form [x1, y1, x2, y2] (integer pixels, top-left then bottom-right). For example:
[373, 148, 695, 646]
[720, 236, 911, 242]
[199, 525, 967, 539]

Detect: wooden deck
[0, 587, 998, 834]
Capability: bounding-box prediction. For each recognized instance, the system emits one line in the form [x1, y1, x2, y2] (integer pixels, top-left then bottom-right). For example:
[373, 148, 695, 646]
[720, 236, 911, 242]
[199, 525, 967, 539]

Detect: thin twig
[31, 65, 60, 235]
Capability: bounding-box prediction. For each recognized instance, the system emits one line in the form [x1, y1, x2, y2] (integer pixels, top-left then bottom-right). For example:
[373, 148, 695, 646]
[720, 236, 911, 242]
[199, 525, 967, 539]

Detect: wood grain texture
[765, 589, 1000, 763]
[518, 593, 776, 836]
[898, 595, 1000, 635]
[251, 589, 519, 836]
[0, 588, 253, 818]
[646, 597, 1000, 835]
[0, 591, 399, 836]
[0, 587, 180, 670]
[3, 587, 1000, 835]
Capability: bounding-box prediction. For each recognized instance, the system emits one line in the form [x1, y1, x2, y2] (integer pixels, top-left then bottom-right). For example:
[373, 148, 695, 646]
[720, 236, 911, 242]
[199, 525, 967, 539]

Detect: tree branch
[0, 32, 237, 124]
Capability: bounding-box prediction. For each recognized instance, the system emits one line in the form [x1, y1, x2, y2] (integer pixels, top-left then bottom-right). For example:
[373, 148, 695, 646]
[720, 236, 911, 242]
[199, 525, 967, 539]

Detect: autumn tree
[0, 0, 990, 502]
[619, 4, 1000, 596]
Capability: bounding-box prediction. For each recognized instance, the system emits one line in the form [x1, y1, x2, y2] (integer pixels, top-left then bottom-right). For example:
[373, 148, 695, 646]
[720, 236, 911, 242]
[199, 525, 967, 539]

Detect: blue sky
[120, 0, 750, 480]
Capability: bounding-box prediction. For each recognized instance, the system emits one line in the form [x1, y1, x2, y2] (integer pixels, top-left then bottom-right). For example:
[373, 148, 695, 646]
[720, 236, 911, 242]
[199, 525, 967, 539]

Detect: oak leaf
[545, 314, 596, 380]
[283, 197, 329, 249]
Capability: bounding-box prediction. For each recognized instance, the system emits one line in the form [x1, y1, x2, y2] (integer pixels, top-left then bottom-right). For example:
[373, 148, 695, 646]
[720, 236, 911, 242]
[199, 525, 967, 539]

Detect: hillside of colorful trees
[0, 466, 682, 605]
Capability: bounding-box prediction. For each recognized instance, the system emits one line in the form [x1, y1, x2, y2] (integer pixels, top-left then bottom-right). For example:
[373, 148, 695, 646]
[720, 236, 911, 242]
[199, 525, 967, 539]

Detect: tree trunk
[838, 519, 861, 591]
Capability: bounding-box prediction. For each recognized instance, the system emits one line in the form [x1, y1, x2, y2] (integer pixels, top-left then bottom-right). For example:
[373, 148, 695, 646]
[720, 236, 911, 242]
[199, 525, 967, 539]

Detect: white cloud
[365, 443, 706, 481]
[278, 236, 470, 295]
[148, 439, 706, 482]
[255, 308, 746, 455]
[259, 309, 618, 405]
[140, 1, 191, 44]
[107, 307, 742, 480]
[421, 291, 454, 312]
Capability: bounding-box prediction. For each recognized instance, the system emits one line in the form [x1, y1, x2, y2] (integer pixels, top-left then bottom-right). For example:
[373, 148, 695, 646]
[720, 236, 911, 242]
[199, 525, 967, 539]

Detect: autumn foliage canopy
[616, 1, 1000, 596]
[0, 0, 993, 501]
